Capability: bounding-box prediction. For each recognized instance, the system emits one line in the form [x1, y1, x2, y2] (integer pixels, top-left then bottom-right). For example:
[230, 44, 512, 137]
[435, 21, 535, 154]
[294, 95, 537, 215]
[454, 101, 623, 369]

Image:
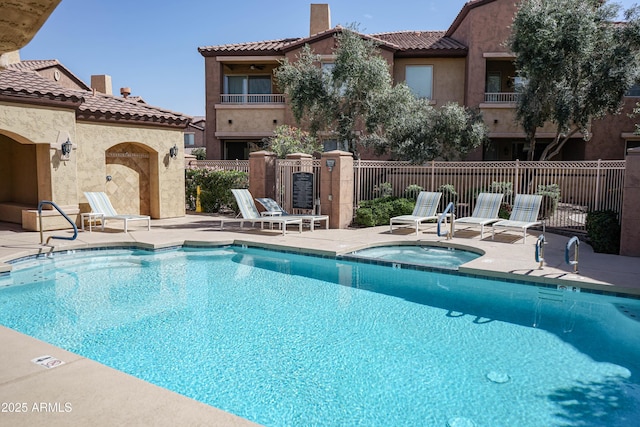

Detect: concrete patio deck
[1, 214, 638, 426]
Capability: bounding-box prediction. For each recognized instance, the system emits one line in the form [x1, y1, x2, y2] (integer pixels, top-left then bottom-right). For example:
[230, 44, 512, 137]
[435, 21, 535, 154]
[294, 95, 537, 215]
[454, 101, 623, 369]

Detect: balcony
[484, 92, 520, 103]
[220, 94, 285, 104]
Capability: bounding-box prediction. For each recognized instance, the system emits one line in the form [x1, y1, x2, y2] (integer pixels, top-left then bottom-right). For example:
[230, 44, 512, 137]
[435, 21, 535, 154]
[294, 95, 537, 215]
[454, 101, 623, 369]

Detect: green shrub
[404, 184, 424, 200]
[586, 210, 620, 254]
[354, 196, 414, 227]
[185, 168, 248, 213]
[191, 147, 206, 160]
[354, 207, 375, 227]
[437, 184, 457, 212]
[373, 182, 393, 198]
[490, 181, 513, 218]
[497, 203, 511, 219]
[536, 184, 561, 220]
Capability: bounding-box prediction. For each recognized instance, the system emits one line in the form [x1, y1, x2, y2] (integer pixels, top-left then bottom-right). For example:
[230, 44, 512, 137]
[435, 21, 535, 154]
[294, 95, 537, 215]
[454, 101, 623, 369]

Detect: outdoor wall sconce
[169, 144, 178, 159]
[326, 158, 336, 172]
[61, 138, 72, 158]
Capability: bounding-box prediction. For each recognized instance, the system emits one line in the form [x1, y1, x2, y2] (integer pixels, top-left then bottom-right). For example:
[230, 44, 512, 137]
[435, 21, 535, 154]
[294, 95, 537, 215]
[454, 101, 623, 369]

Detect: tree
[363, 96, 488, 163]
[274, 27, 397, 157]
[509, 0, 640, 160]
[275, 27, 488, 162]
[191, 147, 206, 160]
[263, 125, 322, 158]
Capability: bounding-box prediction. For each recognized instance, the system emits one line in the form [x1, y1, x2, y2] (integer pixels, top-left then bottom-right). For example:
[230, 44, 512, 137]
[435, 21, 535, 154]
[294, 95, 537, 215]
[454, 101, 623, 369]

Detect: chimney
[120, 87, 131, 98]
[310, 4, 331, 36]
[91, 75, 113, 95]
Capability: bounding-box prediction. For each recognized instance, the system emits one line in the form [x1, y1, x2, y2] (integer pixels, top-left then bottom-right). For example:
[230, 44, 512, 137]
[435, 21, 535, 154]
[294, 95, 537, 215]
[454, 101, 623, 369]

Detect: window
[626, 83, 640, 97]
[322, 62, 346, 95]
[486, 72, 501, 93]
[224, 75, 272, 102]
[405, 65, 433, 99]
[322, 139, 348, 152]
[184, 133, 195, 146]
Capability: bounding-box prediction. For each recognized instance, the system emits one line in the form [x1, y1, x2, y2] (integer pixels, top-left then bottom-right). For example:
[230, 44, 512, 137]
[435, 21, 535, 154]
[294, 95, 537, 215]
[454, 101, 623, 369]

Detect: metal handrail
[437, 202, 455, 240]
[565, 236, 580, 274]
[38, 200, 78, 245]
[535, 234, 545, 269]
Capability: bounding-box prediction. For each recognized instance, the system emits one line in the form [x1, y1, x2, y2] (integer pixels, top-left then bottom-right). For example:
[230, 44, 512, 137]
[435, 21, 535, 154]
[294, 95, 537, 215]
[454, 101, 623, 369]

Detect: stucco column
[620, 147, 640, 257]
[320, 150, 353, 229]
[249, 150, 276, 200]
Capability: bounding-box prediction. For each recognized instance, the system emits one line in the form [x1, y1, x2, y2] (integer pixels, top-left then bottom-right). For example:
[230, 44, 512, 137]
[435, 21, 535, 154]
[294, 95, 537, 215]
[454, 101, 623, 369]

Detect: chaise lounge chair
[83, 191, 151, 233]
[389, 191, 443, 235]
[454, 192, 504, 239]
[255, 197, 329, 231]
[221, 189, 303, 235]
[491, 194, 544, 244]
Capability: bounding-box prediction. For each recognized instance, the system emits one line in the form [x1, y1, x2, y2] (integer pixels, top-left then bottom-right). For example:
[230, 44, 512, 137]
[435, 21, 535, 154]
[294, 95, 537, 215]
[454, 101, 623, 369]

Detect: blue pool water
[346, 245, 480, 269]
[1, 247, 639, 426]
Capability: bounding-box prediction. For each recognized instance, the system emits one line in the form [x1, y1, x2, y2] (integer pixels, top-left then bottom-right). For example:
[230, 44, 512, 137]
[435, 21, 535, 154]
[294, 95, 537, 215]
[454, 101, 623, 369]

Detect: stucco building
[198, 0, 640, 161]
[0, 54, 191, 230]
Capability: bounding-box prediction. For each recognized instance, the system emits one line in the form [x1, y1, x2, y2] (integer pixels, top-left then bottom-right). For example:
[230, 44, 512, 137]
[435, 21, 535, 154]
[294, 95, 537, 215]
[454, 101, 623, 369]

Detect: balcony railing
[484, 92, 520, 103]
[220, 94, 286, 104]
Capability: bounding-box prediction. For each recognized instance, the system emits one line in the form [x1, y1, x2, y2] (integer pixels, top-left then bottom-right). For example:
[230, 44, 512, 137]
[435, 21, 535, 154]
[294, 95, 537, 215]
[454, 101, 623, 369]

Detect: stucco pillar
[249, 150, 276, 200]
[320, 150, 353, 229]
[620, 147, 640, 257]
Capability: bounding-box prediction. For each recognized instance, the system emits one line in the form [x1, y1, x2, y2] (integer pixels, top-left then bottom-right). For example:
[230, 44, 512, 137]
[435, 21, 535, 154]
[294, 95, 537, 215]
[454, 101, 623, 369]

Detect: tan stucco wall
[480, 106, 558, 136]
[216, 107, 285, 134]
[448, 0, 520, 107]
[0, 101, 77, 207]
[393, 57, 466, 106]
[76, 121, 185, 218]
[0, 100, 185, 228]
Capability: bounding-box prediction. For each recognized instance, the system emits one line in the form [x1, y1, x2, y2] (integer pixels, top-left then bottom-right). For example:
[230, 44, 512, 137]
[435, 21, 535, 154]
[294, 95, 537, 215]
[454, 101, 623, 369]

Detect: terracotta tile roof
[78, 91, 189, 126]
[199, 28, 466, 56]
[4, 59, 60, 71]
[198, 38, 299, 54]
[280, 26, 403, 52]
[5, 59, 91, 90]
[0, 68, 83, 102]
[0, 64, 189, 127]
[371, 31, 467, 51]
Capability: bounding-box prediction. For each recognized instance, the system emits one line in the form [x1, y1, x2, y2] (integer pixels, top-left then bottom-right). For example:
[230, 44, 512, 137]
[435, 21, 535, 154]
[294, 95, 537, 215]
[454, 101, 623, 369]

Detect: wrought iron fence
[275, 158, 322, 214]
[188, 158, 625, 232]
[354, 160, 625, 232]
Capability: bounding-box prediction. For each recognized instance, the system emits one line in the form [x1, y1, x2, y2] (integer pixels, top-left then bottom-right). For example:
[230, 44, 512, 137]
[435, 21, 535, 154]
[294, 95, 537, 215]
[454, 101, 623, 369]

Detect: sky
[20, 0, 639, 118]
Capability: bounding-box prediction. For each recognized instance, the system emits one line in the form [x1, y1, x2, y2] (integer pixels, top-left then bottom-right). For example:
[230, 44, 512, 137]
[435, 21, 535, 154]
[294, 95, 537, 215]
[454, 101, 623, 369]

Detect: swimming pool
[1, 246, 639, 426]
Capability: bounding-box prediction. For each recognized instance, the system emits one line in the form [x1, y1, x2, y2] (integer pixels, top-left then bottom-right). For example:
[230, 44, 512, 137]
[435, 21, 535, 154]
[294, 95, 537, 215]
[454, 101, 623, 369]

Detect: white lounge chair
[390, 191, 443, 235]
[221, 189, 302, 235]
[83, 191, 150, 233]
[454, 192, 504, 239]
[491, 194, 544, 243]
[255, 197, 329, 231]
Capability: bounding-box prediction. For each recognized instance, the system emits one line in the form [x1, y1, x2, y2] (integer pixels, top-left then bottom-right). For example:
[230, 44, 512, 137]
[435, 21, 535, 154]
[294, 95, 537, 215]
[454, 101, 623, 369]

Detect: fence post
[595, 159, 601, 211]
[249, 150, 277, 201]
[514, 159, 519, 197]
[620, 148, 640, 256]
[321, 150, 354, 229]
[430, 160, 435, 191]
